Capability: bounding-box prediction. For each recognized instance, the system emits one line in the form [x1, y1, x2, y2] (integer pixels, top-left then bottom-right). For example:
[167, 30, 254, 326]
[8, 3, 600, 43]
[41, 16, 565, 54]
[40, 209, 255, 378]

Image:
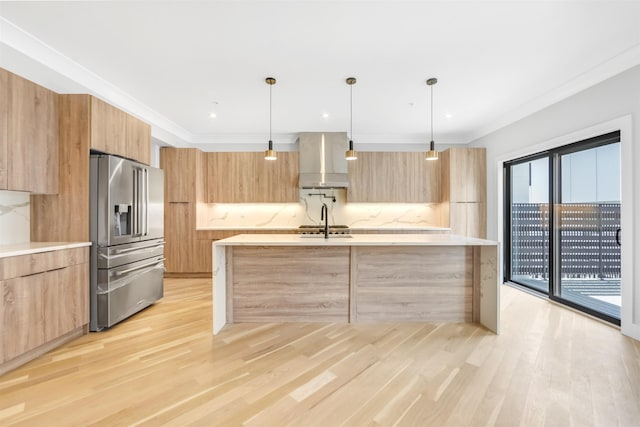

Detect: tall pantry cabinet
[160, 147, 210, 274]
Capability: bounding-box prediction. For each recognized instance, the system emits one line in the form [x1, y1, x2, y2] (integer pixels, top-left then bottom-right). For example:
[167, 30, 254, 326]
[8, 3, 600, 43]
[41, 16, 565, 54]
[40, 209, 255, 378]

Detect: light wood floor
[1, 278, 639, 426]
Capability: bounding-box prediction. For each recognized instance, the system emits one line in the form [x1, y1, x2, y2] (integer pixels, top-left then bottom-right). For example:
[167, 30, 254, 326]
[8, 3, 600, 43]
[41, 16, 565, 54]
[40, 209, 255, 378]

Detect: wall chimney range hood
[298, 132, 350, 188]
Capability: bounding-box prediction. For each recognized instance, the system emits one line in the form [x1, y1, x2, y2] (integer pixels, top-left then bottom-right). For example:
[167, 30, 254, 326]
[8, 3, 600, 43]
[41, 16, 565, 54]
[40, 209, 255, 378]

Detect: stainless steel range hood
[298, 132, 350, 188]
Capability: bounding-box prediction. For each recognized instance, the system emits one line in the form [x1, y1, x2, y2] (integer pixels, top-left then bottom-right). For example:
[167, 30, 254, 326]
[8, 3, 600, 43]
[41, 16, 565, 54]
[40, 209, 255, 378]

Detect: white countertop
[214, 233, 497, 247]
[197, 225, 451, 231]
[0, 242, 92, 258]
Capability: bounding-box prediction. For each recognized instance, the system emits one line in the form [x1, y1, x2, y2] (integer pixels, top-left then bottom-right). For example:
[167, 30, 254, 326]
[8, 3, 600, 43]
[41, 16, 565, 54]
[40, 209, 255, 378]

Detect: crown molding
[466, 43, 640, 143]
[0, 17, 193, 147]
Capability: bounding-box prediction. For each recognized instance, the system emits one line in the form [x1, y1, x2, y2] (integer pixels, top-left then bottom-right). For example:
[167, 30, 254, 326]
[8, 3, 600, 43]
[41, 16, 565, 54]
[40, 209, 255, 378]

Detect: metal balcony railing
[511, 203, 620, 280]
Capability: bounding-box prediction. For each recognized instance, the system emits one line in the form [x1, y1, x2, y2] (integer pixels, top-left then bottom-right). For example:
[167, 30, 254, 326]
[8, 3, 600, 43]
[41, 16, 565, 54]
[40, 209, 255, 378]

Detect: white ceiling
[1, 1, 639, 149]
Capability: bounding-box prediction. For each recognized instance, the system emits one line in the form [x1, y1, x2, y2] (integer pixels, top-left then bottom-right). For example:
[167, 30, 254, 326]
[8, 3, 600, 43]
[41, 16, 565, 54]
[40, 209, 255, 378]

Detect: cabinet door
[0, 68, 8, 189]
[90, 96, 127, 157]
[206, 152, 256, 202]
[446, 148, 486, 203]
[348, 152, 440, 202]
[44, 263, 89, 341]
[160, 148, 197, 202]
[164, 202, 196, 273]
[126, 114, 151, 165]
[206, 152, 299, 203]
[2, 273, 46, 362]
[7, 72, 59, 194]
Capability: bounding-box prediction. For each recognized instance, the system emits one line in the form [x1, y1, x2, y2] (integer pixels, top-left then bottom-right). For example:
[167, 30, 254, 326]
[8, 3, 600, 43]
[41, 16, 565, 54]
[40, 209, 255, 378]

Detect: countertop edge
[0, 242, 92, 258]
[213, 234, 497, 247]
[197, 226, 451, 231]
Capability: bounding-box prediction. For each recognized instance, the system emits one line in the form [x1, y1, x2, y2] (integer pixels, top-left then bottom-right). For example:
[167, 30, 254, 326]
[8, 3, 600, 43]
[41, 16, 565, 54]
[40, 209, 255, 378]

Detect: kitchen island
[213, 234, 499, 334]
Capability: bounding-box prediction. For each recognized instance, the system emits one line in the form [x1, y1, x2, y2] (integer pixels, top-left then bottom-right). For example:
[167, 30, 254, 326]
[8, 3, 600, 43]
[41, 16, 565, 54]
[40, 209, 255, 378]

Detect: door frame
[495, 115, 636, 338]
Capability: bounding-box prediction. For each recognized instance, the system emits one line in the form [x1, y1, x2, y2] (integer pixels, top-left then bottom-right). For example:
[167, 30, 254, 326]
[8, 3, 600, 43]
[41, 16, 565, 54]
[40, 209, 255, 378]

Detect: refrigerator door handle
[138, 167, 143, 237]
[131, 168, 138, 236]
[112, 241, 166, 254]
[144, 168, 149, 236]
[112, 258, 165, 277]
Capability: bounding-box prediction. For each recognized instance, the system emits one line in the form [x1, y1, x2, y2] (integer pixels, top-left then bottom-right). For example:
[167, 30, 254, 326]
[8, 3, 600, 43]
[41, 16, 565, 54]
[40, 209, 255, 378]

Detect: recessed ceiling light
[209, 112, 217, 118]
[445, 113, 453, 119]
[322, 113, 329, 119]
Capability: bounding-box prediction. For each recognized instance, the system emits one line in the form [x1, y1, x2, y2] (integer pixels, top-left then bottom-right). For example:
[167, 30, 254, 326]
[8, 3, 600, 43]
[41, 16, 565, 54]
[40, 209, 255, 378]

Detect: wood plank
[353, 246, 473, 322]
[30, 94, 91, 242]
[231, 246, 350, 322]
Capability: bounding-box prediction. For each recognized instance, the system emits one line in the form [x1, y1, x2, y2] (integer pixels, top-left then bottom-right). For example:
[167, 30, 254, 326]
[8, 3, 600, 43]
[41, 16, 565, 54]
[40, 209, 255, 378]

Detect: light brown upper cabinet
[90, 96, 150, 164]
[4, 69, 58, 194]
[0, 69, 8, 189]
[90, 97, 127, 157]
[160, 147, 207, 203]
[347, 152, 440, 202]
[126, 114, 151, 165]
[440, 147, 486, 203]
[206, 152, 299, 203]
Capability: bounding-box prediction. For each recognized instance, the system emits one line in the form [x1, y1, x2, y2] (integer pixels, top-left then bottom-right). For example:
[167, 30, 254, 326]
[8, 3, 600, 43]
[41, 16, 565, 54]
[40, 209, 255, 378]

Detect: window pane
[557, 143, 621, 319]
[510, 158, 550, 293]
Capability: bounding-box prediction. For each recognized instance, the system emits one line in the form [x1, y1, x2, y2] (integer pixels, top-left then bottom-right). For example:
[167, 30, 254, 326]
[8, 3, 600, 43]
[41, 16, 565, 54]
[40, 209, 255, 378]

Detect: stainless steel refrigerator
[89, 154, 165, 331]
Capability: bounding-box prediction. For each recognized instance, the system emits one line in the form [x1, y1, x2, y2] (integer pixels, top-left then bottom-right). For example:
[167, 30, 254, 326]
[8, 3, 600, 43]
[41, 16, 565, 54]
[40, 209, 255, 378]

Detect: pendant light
[425, 77, 439, 161]
[345, 77, 357, 161]
[264, 77, 277, 161]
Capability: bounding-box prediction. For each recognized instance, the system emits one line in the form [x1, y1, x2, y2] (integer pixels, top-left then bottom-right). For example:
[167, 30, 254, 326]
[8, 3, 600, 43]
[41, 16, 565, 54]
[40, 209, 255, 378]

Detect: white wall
[469, 64, 640, 340]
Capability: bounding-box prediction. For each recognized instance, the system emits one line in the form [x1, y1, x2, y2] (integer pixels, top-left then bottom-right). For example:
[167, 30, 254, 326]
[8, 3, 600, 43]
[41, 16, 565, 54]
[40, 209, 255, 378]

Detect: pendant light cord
[269, 83, 272, 142]
[350, 83, 353, 141]
[430, 83, 434, 142]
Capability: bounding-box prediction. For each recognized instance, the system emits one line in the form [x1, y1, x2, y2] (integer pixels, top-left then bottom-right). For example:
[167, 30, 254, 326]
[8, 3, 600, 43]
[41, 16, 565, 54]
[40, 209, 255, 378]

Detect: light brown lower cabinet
[0, 247, 89, 374]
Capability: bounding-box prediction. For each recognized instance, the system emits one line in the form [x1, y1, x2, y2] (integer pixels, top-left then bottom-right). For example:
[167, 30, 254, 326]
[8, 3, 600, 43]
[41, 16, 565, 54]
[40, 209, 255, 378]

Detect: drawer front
[0, 247, 88, 280]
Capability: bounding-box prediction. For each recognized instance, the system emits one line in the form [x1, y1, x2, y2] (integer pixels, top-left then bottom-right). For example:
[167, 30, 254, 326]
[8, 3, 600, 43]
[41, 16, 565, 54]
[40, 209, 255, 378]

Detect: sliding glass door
[507, 156, 550, 294]
[505, 131, 621, 324]
[555, 142, 621, 320]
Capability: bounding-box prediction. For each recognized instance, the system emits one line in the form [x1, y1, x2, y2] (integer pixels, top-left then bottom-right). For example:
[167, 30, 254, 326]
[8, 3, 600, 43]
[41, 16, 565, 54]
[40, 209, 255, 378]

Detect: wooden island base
[213, 234, 499, 334]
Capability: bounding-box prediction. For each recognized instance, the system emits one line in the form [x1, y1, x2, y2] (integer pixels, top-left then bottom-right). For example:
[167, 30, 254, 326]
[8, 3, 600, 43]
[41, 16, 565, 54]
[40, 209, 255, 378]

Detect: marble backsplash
[0, 190, 30, 244]
[198, 189, 444, 229]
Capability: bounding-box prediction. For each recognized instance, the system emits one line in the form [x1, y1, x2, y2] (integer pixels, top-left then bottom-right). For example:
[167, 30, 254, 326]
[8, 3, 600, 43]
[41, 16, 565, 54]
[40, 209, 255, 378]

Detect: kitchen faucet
[320, 203, 329, 239]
